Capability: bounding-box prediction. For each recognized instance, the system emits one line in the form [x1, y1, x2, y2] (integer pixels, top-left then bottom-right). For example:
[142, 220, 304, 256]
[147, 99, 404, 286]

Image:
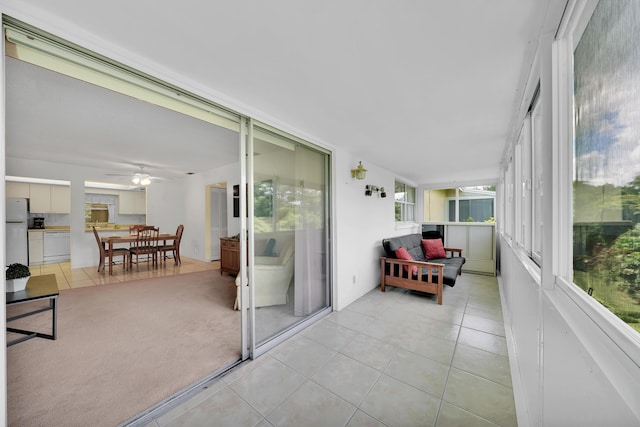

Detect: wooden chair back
[129, 225, 146, 234]
[175, 224, 184, 245]
[130, 226, 159, 269]
[93, 226, 128, 273]
[92, 226, 106, 259]
[159, 224, 184, 265]
[134, 226, 159, 252]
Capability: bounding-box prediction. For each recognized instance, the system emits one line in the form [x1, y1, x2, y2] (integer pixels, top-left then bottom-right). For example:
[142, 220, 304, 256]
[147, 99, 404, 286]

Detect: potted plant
[5, 263, 31, 292]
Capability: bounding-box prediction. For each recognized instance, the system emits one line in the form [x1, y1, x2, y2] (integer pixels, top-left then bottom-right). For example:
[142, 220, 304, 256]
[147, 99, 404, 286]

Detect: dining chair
[128, 224, 147, 252]
[158, 224, 184, 265]
[129, 224, 146, 234]
[129, 226, 159, 270]
[93, 226, 129, 273]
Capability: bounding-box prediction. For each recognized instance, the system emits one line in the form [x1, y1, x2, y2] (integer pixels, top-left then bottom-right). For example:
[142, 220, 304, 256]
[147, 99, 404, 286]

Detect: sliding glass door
[246, 122, 331, 355]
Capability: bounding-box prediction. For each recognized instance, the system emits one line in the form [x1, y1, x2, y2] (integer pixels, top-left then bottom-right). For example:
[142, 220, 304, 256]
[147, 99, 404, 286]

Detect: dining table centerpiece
[5, 263, 31, 292]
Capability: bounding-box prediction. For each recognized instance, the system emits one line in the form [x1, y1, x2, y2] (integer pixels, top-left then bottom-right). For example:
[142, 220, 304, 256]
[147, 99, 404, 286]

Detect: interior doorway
[207, 183, 228, 260]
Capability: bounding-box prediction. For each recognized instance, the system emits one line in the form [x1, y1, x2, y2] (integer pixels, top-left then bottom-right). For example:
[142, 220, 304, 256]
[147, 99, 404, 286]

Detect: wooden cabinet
[6, 182, 30, 198]
[50, 185, 71, 213]
[28, 230, 44, 266]
[29, 184, 51, 213]
[119, 190, 146, 215]
[220, 237, 240, 276]
[27, 184, 71, 213]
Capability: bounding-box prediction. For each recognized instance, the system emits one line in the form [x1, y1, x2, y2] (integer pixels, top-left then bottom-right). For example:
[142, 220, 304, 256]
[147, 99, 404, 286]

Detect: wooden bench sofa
[380, 233, 465, 304]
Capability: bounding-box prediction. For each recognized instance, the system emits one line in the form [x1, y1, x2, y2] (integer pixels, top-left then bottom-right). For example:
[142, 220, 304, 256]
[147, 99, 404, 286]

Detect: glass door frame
[242, 118, 333, 359]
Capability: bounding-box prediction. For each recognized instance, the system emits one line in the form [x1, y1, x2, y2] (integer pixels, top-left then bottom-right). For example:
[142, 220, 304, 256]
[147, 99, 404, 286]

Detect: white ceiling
[3, 0, 567, 186]
[5, 57, 240, 184]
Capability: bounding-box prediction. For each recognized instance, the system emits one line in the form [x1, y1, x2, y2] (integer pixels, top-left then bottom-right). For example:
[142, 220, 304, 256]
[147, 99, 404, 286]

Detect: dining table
[101, 233, 178, 275]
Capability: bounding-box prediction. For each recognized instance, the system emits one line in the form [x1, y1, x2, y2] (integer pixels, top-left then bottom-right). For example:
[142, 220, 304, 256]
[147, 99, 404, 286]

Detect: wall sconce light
[365, 185, 386, 197]
[351, 161, 368, 180]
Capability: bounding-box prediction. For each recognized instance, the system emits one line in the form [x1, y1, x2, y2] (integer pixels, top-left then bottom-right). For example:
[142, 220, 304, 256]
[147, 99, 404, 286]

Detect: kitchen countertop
[28, 225, 145, 232]
[85, 224, 144, 232]
[28, 226, 70, 232]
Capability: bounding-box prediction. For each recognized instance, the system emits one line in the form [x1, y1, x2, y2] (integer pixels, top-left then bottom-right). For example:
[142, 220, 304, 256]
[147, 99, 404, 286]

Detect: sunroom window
[573, 0, 640, 332]
[424, 186, 496, 223]
[395, 181, 415, 222]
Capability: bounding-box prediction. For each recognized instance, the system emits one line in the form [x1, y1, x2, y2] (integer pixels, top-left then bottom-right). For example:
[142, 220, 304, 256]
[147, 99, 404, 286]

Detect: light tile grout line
[434, 297, 469, 427]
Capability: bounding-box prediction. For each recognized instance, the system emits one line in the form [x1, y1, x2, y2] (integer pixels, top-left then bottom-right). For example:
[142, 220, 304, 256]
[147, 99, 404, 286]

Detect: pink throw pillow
[395, 247, 418, 275]
[422, 239, 446, 259]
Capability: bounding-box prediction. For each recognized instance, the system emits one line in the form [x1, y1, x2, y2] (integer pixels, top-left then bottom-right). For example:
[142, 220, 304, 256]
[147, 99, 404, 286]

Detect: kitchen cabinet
[28, 230, 44, 265]
[220, 237, 240, 276]
[50, 185, 71, 213]
[6, 182, 30, 198]
[119, 190, 146, 215]
[28, 184, 71, 214]
[29, 184, 51, 213]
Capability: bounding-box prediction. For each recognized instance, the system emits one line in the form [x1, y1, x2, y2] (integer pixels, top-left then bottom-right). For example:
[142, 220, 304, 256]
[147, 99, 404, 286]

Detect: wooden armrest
[379, 257, 445, 305]
[444, 247, 463, 257]
[380, 257, 445, 268]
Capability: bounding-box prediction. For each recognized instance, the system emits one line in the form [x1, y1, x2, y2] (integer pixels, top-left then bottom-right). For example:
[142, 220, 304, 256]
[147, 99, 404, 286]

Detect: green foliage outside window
[572, 0, 640, 332]
[574, 178, 640, 332]
[253, 179, 325, 232]
[395, 181, 415, 222]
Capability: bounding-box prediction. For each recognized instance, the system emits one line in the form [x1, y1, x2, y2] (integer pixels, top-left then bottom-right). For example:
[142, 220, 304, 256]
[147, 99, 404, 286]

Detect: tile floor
[143, 272, 516, 427]
[28, 257, 221, 289]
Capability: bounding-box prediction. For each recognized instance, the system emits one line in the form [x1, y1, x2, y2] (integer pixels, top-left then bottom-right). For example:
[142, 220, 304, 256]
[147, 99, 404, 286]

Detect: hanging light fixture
[351, 161, 367, 180]
[131, 168, 152, 186]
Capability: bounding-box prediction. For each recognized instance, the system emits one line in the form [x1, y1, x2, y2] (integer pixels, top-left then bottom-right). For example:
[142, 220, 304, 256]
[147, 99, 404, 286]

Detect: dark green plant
[6, 263, 31, 280]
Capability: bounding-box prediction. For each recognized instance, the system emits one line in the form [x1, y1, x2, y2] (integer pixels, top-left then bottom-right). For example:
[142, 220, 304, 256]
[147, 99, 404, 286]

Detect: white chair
[234, 240, 294, 309]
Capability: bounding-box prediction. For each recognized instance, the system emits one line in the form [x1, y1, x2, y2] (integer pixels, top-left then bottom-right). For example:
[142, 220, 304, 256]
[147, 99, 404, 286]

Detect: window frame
[395, 180, 416, 223]
[555, 0, 640, 353]
[446, 191, 496, 223]
[530, 90, 544, 266]
[504, 159, 514, 241]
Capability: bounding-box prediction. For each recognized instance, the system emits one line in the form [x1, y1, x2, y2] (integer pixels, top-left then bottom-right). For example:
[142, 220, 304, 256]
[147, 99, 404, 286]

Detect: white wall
[500, 238, 639, 426]
[446, 223, 496, 275]
[333, 148, 419, 310]
[147, 162, 241, 262]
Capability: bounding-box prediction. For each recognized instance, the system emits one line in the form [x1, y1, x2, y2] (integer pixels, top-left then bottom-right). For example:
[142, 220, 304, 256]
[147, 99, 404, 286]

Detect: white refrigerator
[6, 197, 29, 266]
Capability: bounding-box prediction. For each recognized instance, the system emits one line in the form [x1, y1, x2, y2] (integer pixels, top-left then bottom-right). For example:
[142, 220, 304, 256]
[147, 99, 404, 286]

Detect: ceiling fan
[105, 165, 163, 186]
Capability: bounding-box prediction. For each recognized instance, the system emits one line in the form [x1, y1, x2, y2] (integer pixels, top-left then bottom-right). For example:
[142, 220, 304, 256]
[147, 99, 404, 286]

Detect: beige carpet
[6, 270, 240, 427]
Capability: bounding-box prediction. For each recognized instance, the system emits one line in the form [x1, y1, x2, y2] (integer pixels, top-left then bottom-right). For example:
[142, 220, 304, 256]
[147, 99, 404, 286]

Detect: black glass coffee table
[6, 274, 59, 347]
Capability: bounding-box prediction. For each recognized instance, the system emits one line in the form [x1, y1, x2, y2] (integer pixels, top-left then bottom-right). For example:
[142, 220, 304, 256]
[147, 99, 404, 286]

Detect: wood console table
[220, 237, 240, 276]
[6, 274, 59, 347]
